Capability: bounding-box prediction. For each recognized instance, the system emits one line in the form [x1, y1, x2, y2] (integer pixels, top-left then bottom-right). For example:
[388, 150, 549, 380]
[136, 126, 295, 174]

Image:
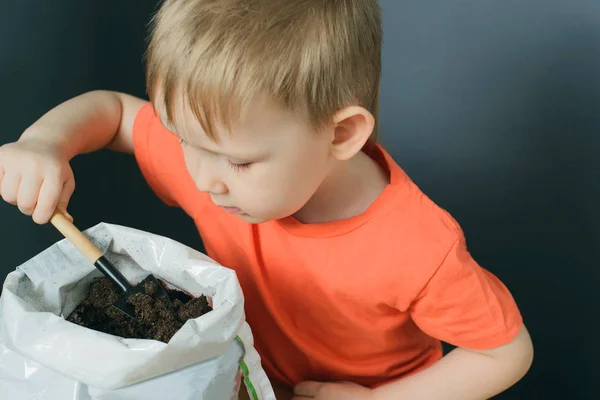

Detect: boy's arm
[372, 325, 533, 399]
[294, 325, 533, 400]
[0, 90, 146, 223]
[295, 232, 532, 400]
[20, 90, 146, 157]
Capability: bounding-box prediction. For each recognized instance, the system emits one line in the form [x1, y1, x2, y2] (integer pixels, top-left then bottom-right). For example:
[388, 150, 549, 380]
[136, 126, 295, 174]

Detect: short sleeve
[409, 235, 523, 350]
[132, 103, 179, 207]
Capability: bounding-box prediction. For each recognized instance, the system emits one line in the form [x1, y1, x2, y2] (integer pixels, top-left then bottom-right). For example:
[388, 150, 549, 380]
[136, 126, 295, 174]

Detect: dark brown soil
[66, 277, 211, 342]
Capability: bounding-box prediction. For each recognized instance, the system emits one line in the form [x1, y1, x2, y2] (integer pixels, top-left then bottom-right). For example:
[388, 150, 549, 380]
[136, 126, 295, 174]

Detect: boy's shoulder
[355, 146, 474, 291]
[368, 145, 464, 249]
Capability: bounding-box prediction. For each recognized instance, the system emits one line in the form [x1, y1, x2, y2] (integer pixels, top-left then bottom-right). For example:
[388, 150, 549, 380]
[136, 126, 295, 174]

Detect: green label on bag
[236, 336, 260, 400]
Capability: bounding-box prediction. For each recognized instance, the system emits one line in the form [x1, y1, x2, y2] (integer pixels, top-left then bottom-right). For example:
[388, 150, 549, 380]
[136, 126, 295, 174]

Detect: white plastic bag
[0, 222, 275, 400]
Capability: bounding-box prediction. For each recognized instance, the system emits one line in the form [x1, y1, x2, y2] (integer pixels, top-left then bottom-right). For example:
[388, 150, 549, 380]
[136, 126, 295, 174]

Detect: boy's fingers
[57, 177, 75, 221]
[17, 175, 43, 216]
[33, 176, 65, 224]
[0, 172, 21, 205]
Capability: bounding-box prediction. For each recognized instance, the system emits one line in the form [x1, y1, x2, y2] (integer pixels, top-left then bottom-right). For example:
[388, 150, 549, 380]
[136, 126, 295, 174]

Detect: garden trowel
[49, 210, 182, 320]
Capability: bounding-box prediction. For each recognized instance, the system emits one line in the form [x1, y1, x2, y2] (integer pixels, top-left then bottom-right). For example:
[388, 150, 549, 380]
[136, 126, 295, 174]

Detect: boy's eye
[180, 137, 252, 172]
[228, 160, 253, 172]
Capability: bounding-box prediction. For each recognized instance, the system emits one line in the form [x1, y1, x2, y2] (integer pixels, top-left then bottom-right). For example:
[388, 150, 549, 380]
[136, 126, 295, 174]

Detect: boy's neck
[292, 149, 389, 224]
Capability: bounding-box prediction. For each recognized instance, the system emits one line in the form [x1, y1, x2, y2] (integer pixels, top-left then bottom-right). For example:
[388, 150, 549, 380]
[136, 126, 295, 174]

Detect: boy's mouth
[219, 206, 242, 214]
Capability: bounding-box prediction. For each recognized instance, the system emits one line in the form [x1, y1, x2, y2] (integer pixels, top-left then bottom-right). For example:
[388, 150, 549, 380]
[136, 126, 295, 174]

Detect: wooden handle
[50, 211, 103, 264]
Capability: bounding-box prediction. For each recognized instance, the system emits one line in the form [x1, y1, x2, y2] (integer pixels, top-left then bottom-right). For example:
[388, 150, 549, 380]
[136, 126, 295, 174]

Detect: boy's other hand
[0, 138, 74, 224]
[293, 381, 373, 400]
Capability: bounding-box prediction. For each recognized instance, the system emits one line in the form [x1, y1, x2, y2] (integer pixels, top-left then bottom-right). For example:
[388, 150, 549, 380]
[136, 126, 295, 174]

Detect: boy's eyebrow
[156, 109, 263, 161]
[186, 139, 249, 161]
[176, 128, 262, 162]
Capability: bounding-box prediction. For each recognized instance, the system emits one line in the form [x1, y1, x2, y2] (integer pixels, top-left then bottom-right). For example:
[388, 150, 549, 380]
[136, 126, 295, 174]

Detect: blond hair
[146, 0, 382, 141]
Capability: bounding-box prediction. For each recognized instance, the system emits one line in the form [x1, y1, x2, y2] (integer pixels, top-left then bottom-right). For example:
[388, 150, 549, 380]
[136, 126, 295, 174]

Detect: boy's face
[163, 99, 335, 224]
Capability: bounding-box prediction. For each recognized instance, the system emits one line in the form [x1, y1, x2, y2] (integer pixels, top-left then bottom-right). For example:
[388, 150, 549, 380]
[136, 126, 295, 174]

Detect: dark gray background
[1, 1, 598, 399]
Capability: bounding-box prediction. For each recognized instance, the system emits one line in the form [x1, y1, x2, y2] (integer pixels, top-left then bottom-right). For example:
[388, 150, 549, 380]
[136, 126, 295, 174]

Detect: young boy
[0, 1, 532, 399]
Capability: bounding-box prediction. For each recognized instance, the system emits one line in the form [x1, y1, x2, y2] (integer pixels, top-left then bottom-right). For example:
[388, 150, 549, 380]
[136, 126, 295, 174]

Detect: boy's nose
[194, 168, 227, 195]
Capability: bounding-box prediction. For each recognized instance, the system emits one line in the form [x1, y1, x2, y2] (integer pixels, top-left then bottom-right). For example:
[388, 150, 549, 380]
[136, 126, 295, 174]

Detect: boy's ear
[329, 106, 375, 161]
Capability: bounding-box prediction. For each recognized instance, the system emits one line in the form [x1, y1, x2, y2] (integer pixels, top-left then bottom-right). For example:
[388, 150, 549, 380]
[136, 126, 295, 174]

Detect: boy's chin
[235, 208, 297, 224]
[235, 213, 270, 224]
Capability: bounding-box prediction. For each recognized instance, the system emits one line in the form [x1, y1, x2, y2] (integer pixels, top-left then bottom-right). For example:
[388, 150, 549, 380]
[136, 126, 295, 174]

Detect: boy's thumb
[55, 204, 73, 222]
[57, 178, 75, 222]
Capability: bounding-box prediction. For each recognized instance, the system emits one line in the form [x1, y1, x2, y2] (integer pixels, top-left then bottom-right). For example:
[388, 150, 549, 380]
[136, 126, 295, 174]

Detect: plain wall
[378, 2, 599, 398]
[1, 1, 598, 398]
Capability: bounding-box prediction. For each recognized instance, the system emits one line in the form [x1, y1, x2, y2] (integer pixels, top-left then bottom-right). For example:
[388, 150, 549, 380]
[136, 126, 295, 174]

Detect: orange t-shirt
[132, 103, 523, 388]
